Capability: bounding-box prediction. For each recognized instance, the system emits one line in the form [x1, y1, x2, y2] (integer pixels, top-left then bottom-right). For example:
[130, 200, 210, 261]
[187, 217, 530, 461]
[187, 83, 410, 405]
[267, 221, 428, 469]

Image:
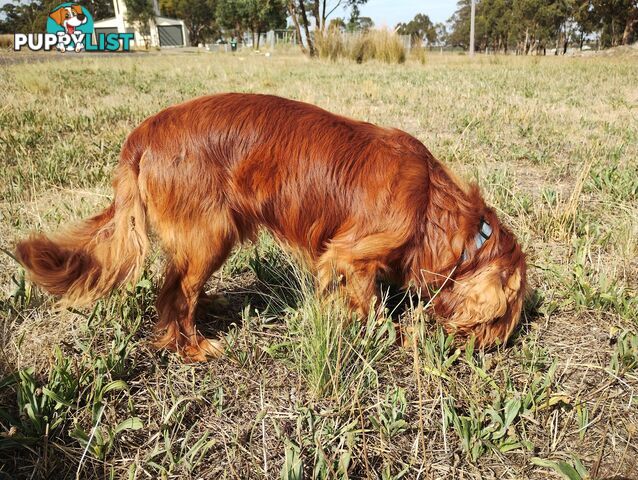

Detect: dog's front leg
[317, 239, 388, 318]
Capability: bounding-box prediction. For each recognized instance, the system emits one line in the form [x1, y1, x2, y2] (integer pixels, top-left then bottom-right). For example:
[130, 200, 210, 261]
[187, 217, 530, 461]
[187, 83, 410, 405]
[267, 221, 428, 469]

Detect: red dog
[16, 94, 526, 361]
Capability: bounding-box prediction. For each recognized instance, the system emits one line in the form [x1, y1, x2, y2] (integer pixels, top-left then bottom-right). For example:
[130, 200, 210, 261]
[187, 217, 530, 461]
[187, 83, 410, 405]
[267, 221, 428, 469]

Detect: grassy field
[0, 50, 637, 479]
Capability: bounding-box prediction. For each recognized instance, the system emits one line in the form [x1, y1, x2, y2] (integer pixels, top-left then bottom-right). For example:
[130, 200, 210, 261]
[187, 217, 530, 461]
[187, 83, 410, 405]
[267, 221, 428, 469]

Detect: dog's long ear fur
[414, 158, 526, 348]
[49, 7, 67, 26]
[410, 162, 485, 286]
[434, 262, 525, 347]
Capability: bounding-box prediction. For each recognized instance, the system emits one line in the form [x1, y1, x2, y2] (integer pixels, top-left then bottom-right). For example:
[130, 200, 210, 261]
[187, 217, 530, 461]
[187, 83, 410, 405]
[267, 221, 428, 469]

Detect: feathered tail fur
[16, 165, 148, 306]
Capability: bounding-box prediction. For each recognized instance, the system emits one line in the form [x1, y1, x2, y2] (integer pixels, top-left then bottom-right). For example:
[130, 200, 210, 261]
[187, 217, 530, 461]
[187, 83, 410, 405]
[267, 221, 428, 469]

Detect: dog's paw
[75, 43, 84, 52]
[182, 337, 225, 362]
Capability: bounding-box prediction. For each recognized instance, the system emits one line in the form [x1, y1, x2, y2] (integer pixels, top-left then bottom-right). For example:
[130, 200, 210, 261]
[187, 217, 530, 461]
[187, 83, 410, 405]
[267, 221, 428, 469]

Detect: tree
[287, 0, 315, 55]
[125, 0, 155, 48]
[286, 0, 307, 53]
[328, 16, 346, 31]
[160, 0, 218, 45]
[84, 0, 115, 21]
[396, 13, 437, 46]
[358, 16, 373, 31]
[573, 0, 600, 48]
[445, 0, 597, 54]
[445, 0, 638, 53]
[216, 0, 286, 48]
[216, 0, 243, 39]
[0, 0, 112, 33]
[434, 22, 448, 46]
[346, 3, 359, 31]
[0, 0, 68, 33]
[311, 0, 367, 33]
[591, 0, 638, 46]
[447, 0, 475, 49]
[621, 0, 638, 44]
[0, 1, 43, 33]
[346, 4, 373, 31]
[241, 0, 287, 48]
[287, 0, 368, 55]
[480, 0, 514, 53]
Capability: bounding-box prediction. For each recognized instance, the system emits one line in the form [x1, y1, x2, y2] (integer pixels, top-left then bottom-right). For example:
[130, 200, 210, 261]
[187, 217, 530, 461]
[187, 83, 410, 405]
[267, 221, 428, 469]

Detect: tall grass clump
[316, 28, 406, 64]
[410, 45, 428, 64]
[249, 241, 396, 399]
[0, 34, 13, 49]
[285, 292, 396, 399]
[315, 28, 346, 61]
[350, 29, 406, 64]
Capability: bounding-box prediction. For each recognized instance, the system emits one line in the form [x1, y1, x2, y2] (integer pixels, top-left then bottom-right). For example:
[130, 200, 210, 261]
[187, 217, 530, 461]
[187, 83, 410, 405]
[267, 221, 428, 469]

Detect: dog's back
[125, 93, 432, 259]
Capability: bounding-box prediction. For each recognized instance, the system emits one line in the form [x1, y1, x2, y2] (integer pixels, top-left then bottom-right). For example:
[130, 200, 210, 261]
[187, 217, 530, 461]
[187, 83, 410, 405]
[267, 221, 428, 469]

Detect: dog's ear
[440, 264, 507, 334]
[502, 266, 523, 304]
[441, 262, 525, 347]
[462, 266, 509, 321]
[49, 7, 68, 26]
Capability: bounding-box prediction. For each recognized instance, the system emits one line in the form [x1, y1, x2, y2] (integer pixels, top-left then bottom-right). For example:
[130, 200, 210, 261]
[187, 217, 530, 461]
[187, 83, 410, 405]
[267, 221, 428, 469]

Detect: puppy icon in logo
[47, 4, 90, 52]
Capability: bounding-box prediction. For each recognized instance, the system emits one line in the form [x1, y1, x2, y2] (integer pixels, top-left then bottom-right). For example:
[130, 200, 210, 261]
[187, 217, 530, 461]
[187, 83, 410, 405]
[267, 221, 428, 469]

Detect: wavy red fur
[16, 93, 526, 361]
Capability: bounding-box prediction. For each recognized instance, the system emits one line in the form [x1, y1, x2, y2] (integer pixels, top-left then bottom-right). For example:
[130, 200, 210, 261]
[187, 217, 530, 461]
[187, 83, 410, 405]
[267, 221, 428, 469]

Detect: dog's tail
[16, 164, 148, 307]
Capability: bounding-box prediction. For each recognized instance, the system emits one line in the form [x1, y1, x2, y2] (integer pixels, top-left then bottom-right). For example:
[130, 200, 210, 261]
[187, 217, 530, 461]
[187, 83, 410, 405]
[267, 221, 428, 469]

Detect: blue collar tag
[475, 219, 492, 249]
[461, 219, 492, 263]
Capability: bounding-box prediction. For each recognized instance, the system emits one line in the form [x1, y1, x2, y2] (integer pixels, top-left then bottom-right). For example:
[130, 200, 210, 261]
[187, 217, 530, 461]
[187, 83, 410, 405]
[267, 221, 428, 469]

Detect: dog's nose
[77, 14, 85, 21]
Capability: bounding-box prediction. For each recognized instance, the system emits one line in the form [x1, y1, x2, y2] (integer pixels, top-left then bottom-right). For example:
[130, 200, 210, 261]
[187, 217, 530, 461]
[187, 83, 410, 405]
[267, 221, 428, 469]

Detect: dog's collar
[461, 218, 492, 262]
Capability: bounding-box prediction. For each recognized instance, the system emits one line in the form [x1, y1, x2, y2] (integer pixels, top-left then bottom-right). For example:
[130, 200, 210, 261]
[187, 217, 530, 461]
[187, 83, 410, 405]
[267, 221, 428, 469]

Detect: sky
[339, 0, 459, 27]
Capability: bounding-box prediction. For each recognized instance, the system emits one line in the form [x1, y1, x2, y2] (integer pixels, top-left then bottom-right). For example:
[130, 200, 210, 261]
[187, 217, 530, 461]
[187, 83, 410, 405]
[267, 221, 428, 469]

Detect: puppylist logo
[14, 3, 134, 53]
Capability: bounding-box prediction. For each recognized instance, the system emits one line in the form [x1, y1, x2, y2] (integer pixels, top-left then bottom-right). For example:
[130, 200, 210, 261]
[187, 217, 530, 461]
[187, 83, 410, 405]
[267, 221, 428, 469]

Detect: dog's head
[49, 5, 87, 33]
[431, 208, 527, 348]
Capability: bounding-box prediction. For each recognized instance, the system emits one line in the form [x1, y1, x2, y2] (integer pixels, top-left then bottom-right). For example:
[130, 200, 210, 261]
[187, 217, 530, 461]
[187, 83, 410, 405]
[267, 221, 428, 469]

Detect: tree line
[0, 0, 290, 46]
[446, 0, 638, 53]
[1, 0, 636, 51]
[1, 0, 115, 34]
[0, 0, 369, 50]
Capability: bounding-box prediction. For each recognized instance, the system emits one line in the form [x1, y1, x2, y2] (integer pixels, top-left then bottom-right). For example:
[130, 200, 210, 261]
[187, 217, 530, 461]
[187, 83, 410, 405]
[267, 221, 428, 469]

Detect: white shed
[93, 0, 189, 48]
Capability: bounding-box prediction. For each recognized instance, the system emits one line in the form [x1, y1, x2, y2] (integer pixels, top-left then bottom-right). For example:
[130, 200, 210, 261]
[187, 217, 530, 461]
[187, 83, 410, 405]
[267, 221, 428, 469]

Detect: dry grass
[0, 51, 637, 479]
[316, 28, 406, 64]
[0, 35, 13, 50]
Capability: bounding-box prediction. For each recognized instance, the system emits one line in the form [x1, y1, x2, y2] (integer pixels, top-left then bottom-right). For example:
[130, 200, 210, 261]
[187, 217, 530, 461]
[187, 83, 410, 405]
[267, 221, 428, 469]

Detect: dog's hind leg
[153, 217, 236, 362]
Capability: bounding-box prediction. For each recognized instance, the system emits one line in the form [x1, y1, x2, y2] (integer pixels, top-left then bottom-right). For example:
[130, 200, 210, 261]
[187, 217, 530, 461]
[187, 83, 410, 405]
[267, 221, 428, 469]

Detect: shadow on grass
[509, 287, 544, 346]
[195, 279, 269, 339]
